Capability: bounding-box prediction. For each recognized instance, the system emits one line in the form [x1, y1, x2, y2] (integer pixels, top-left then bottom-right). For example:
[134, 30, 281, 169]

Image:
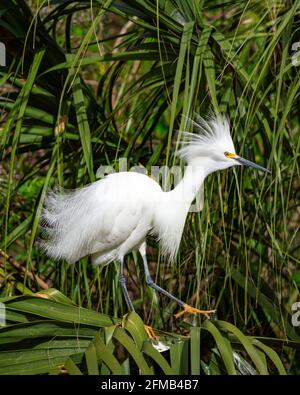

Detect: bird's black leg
[119, 257, 135, 311]
[141, 249, 215, 319]
[141, 253, 185, 307]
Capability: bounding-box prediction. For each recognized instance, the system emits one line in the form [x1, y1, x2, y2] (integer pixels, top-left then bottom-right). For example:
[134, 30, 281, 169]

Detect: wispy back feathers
[38, 183, 102, 263]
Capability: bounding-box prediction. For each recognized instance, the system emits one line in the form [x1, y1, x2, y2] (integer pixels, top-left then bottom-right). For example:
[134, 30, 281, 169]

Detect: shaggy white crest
[177, 113, 236, 163]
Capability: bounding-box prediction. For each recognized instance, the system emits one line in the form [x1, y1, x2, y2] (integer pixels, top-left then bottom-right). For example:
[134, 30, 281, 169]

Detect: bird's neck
[153, 163, 211, 261]
[170, 162, 209, 204]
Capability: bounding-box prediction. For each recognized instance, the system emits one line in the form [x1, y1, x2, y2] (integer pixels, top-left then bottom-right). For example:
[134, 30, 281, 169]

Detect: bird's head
[177, 113, 271, 175]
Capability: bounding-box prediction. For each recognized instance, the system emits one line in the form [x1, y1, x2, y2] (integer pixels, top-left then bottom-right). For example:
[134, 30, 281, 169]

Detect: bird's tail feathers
[38, 184, 100, 263]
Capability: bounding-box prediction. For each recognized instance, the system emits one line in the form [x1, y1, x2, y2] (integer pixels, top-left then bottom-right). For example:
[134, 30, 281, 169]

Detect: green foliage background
[0, 0, 299, 374]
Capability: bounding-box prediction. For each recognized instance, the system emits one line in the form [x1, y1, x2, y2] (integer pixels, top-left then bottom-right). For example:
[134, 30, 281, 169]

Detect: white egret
[39, 114, 270, 333]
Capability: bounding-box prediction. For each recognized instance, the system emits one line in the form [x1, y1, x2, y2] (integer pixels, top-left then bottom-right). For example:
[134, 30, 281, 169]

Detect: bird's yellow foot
[175, 304, 216, 319]
[144, 324, 157, 339]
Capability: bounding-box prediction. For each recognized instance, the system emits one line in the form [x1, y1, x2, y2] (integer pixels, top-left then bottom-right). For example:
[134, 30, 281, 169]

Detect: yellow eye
[224, 151, 237, 158]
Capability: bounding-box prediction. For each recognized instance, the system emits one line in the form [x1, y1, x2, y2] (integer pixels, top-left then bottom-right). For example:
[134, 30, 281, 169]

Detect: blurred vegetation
[0, 0, 299, 374]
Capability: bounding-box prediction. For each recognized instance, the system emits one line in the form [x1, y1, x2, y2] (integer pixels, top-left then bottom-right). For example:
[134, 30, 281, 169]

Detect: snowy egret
[40, 114, 270, 329]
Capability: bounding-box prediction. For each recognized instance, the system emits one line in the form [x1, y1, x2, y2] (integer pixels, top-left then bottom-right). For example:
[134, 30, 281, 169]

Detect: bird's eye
[224, 151, 236, 158]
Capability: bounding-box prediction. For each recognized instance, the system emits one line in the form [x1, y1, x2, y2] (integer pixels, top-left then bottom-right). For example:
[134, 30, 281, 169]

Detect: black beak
[234, 156, 271, 174]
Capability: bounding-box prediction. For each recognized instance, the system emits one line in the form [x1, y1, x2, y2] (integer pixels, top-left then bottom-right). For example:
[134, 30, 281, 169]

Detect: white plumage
[41, 173, 158, 264]
[39, 114, 270, 320]
[40, 170, 194, 264]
